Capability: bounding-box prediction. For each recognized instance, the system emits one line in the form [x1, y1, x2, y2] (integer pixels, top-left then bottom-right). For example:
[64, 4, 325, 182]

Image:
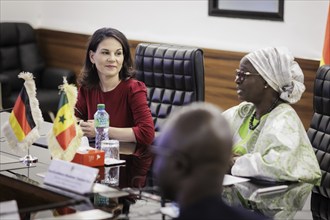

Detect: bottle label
[95, 117, 109, 127]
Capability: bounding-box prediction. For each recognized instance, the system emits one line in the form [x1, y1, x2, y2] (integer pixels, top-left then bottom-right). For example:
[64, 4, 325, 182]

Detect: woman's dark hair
[78, 27, 135, 88]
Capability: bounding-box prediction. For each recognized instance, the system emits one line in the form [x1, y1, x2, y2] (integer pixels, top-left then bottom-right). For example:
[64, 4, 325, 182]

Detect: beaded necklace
[249, 97, 280, 130]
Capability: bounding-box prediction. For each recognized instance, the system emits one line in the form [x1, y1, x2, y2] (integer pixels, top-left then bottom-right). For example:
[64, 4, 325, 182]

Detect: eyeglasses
[235, 69, 260, 82]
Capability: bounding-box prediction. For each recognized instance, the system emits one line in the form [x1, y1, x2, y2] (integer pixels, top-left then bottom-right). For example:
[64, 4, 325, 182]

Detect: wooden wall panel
[36, 29, 89, 80]
[36, 29, 319, 129]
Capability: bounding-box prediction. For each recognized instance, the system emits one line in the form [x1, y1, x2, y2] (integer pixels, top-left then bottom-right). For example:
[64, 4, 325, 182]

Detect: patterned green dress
[223, 102, 321, 185]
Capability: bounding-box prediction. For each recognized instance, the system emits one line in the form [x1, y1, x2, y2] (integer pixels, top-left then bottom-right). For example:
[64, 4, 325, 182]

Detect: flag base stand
[20, 154, 38, 166]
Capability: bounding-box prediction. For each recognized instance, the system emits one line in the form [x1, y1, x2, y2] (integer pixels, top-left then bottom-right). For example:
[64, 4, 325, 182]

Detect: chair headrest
[0, 22, 35, 46]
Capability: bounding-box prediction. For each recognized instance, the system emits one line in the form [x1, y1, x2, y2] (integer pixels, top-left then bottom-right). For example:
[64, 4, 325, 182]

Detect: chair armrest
[40, 67, 76, 89]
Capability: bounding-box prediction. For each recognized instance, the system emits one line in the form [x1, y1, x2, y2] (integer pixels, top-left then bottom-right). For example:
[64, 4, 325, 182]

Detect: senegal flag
[2, 72, 43, 151]
[48, 78, 82, 161]
[53, 92, 76, 150]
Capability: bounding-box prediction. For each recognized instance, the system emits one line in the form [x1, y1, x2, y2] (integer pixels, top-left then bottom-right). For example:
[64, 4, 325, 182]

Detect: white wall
[1, 0, 329, 60]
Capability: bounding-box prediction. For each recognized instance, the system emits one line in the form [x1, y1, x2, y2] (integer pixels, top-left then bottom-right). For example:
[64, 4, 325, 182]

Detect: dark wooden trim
[0, 174, 71, 210]
[36, 29, 90, 79]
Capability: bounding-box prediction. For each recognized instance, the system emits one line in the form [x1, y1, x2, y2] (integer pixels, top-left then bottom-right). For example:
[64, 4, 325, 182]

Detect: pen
[255, 185, 288, 194]
[74, 107, 83, 117]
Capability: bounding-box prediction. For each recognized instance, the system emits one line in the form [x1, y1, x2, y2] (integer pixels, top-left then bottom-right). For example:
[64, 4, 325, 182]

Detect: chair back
[0, 22, 45, 90]
[135, 43, 205, 132]
[307, 65, 330, 187]
[0, 22, 75, 121]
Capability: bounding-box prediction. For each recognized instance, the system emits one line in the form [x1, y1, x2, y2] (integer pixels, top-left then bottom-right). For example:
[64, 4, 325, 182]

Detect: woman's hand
[79, 120, 95, 138]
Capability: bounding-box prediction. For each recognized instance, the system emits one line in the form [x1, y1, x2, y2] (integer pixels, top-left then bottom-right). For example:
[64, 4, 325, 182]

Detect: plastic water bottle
[94, 104, 109, 150]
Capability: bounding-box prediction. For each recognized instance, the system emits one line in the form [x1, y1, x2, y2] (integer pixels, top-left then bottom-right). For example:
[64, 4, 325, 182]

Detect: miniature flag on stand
[48, 77, 82, 161]
[1, 72, 43, 151]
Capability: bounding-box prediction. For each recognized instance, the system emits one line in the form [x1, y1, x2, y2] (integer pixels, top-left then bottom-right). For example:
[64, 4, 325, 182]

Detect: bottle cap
[97, 104, 105, 110]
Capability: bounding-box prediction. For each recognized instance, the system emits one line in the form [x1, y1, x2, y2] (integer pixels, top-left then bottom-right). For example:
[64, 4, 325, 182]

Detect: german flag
[53, 91, 76, 150]
[320, 4, 330, 66]
[9, 87, 36, 141]
[48, 78, 82, 161]
[1, 72, 43, 151]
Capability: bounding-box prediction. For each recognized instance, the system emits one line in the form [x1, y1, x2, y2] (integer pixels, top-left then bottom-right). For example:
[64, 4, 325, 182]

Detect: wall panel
[36, 29, 319, 129]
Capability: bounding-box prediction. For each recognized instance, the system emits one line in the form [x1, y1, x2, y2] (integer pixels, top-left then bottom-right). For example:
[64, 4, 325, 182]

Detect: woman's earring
[264, 84, 268, 89]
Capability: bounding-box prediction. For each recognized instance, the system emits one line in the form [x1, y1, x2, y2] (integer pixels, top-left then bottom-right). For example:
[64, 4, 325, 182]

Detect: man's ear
[174, 153, 192, 177]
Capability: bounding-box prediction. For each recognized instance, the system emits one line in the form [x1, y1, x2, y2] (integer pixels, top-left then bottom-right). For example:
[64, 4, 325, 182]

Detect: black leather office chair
[307, 65, 330, 187]
[311, 190, 330, 220]
[135, 43, 204, 187]
[0, 22, 75, 122]
[135, 43, 205, 132]
[307, 65, 330, 220]
[135, 43, 205, 188]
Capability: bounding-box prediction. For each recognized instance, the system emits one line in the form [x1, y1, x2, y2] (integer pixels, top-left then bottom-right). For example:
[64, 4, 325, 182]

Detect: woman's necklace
[249, 97, 280, 130]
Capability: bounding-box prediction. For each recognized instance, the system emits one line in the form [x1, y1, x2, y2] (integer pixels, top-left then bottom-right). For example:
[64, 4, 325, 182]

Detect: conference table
[1, 111, 329, 219]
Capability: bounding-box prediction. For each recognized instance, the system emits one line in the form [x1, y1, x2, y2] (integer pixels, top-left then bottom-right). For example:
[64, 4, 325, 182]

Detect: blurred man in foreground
[153, 102, 268, 220]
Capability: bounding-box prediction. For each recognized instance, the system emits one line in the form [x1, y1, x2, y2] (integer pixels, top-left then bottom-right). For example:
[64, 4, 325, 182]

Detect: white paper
[160, 203, 180, 218]
[43, 159, 99, 194]
[223, 174, 250, 186]
[0, 154, 19, 164]
[0, 200, 20, 220]
[93, 183, 119, 193]
[35, 209, 112, 220]
[104, 158, 125, 166]
[36, 172, 46, 178]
